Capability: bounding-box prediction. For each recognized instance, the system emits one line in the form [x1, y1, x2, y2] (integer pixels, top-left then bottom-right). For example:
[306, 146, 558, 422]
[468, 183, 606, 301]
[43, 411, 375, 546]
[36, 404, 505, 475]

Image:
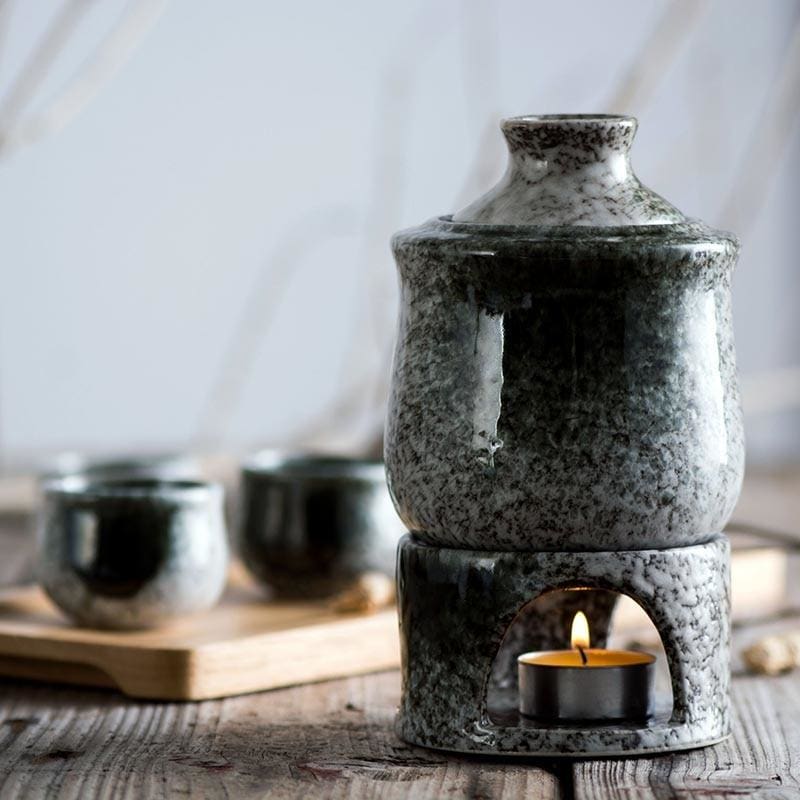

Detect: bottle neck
[507, 147, 633, 182]
[453, 115, 685, 227]
[502, 115, 636, 180]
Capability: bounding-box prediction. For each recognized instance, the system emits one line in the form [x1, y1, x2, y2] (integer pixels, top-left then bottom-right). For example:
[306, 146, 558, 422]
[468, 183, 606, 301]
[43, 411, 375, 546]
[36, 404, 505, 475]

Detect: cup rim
[42, 476, 222, 502]
[242, 451, 386, 483]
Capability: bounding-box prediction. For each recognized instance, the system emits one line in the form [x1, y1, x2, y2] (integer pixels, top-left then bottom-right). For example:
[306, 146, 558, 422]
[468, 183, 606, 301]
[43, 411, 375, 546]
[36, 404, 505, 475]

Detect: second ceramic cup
[238, 453, 405, 598]
[37, 478, 229, 629]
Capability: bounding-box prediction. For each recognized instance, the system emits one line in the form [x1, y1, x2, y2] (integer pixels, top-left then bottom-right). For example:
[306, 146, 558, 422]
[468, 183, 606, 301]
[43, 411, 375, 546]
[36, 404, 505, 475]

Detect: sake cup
[238, 453, 405, 598]
[37, 478, 228, 630]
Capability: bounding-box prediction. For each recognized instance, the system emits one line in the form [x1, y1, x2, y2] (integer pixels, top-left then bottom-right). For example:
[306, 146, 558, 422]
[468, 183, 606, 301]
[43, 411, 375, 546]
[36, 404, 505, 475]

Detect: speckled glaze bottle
[385, 115, 744, 552]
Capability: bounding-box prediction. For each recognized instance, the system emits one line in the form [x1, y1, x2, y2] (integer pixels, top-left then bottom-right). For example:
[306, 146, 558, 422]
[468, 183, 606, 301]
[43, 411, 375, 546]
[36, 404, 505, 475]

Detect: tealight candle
[518, 612, 656, 722]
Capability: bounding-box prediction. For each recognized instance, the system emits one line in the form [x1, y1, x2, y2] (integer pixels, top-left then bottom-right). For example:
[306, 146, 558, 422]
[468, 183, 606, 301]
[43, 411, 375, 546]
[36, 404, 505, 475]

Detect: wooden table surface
[0, 470, 798, 799]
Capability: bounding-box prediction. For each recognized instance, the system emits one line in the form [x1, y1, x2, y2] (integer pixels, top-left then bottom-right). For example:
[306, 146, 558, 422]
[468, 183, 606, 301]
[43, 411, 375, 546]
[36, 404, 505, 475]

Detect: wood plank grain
[0, 580, 401, 701]
[0, 671, 561, 800]
[572, 673, 800, 799]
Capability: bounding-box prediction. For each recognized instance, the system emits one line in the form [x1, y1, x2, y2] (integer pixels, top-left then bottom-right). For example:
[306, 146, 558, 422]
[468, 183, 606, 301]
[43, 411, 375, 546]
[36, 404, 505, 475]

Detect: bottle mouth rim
[502, 114, 635, 127]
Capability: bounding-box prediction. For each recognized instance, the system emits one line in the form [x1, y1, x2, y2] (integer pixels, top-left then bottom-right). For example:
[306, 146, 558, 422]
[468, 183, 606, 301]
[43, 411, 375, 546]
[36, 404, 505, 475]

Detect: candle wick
[577, 645, 588, 666]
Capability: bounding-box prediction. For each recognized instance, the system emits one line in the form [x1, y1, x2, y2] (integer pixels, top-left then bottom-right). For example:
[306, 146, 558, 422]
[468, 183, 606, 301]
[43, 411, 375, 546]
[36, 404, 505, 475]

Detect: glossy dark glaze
[38, 479, 228, 629]
[238, 454, 406, 598]
[385, 117, 744, 552]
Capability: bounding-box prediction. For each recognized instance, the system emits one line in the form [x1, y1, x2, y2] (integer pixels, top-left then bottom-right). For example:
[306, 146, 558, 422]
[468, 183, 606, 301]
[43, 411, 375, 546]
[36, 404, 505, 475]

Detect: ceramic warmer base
[396, 534, 731, 757]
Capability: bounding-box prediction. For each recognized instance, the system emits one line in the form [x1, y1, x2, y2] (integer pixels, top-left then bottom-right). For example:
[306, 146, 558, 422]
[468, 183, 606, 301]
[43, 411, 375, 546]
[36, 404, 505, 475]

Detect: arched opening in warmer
[486, 586, 674, 726]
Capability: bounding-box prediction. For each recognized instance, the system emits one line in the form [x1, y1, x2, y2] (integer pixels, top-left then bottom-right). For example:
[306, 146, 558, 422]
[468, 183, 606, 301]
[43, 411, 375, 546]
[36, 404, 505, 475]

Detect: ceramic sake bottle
[385, 115, 743, 552]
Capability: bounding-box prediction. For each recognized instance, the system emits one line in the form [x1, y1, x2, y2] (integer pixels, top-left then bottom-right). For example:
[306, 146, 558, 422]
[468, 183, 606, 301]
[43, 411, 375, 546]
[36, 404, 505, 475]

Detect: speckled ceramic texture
[385, 118, 743, 551]
[238, 453, 405, 598]
[396, 534, 730, 757]
[454, 115, 683, 226]
[38, 479, 229, 630]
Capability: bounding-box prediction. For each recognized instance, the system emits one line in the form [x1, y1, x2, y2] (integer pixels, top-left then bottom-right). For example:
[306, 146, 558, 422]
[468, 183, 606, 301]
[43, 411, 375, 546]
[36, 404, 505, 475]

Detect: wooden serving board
[0, 573, 400, 701]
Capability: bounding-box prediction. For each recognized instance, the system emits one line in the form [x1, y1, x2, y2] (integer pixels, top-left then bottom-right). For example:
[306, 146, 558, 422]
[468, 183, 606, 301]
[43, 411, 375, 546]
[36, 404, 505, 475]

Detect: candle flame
[571, 611, 590, 650]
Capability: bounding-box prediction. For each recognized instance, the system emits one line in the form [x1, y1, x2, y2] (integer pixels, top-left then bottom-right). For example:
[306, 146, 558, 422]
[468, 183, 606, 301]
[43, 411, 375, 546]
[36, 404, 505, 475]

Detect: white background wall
[0, 0, 798, 469]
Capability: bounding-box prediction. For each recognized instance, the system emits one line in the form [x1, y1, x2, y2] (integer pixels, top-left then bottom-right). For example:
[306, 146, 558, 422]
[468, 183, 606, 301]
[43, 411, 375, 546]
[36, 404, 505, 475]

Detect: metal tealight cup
[518, 649, 656, 723]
